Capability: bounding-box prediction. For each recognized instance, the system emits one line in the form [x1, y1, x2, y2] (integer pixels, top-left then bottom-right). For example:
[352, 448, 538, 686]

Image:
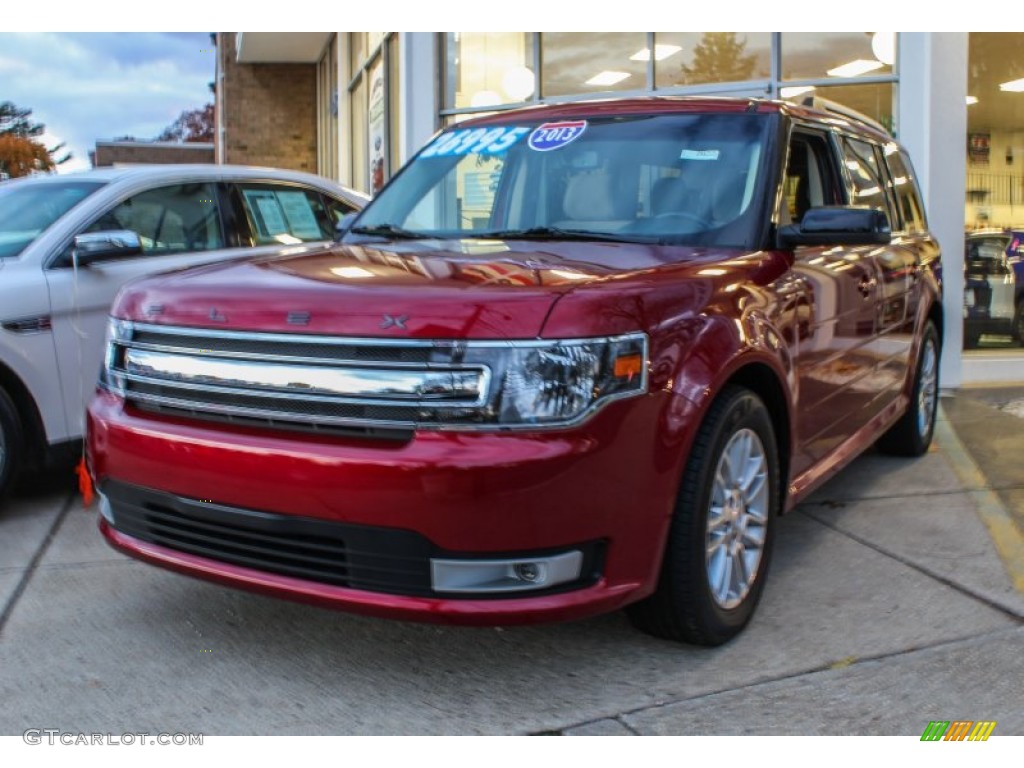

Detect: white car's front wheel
[0, 388, 22, 502]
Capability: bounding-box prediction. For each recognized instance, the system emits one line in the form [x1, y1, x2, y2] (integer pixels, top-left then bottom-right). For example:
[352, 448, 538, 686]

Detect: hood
[114, 238, 741, 339]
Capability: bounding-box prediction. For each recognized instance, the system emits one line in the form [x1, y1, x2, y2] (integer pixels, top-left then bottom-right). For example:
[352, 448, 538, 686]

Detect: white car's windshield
[0, 179, 106, 259]
[353, 112, 772, 248]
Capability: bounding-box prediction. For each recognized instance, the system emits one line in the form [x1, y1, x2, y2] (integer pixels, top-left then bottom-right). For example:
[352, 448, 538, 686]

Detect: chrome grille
[105, 323, 491, 435]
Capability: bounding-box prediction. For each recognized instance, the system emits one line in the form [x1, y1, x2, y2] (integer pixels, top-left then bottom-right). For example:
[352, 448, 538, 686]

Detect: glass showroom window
[348, 32, 398, 195]
[963, 32, 1024, 352]
[778, 32, 897, 131]
[654, 32, 771, 90]
[540, 33, 647, 98]
[443, 33, 535, 111]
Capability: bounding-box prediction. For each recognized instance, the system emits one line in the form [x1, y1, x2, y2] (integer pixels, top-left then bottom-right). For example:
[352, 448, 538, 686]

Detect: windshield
[353, 112, 772, 248]
[0, 179, 107, 259]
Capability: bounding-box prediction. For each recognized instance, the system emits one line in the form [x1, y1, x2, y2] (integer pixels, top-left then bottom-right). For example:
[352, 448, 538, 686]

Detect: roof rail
[796, 95, 890, 136]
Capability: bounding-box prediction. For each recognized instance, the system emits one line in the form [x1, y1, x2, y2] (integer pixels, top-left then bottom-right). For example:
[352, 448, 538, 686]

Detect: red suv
[87, 98, 942, 645]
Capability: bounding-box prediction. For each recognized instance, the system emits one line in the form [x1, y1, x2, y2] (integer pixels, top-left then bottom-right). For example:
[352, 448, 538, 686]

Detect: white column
[398, 33, 439, 165]
[898, 32, 968, 389]
[337, 33, 352, 186]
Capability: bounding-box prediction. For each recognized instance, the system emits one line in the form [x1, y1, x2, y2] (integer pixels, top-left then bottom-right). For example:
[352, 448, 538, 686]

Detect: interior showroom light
[827, 59, 884, 78]
[966, 96, 979, 105]
[502, 66, 536, 101]
[1000, 78, 1024, 92]
[780, 85, 815, 98]
[871, 32, 895, 66]
[585, 71, 631, 86]
[630, 44, 682, 61]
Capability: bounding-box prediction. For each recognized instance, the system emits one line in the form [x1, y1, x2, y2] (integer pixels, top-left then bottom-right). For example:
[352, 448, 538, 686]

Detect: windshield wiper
[349, 223, 426, 239]
[472, 226, 658, 244]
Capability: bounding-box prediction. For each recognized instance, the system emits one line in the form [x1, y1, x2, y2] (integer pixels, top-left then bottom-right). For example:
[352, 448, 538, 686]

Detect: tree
[0, 134, 55, 177]
[679, 33, 758, 85]
[0, 101, 70, 177]
[0, 101, 45, 138]
[156, 103, 214, 143]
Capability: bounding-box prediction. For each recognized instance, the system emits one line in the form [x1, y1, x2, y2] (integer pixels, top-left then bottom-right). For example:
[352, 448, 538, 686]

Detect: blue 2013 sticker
[527, 121, 587, 152]
[419, 125, 531, 159]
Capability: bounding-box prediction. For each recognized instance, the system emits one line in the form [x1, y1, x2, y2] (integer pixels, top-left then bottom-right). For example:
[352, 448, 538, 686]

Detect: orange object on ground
[76, 457, 94, 507]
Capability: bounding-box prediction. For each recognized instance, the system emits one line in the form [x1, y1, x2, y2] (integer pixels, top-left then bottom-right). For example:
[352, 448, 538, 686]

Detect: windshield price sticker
[680, 149, 720, 161]
[420, 126, 531, 159]
[528, 121, 588, 152]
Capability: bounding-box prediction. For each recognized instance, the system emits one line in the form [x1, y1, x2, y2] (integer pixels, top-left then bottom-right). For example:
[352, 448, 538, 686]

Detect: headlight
[487, 335, 648, 426]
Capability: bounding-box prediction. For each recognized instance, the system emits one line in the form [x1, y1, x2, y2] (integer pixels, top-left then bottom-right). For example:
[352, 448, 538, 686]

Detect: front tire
[628, 386, 779, 646]
[0, 388, 24, 502]
[877, 320, 940, 457]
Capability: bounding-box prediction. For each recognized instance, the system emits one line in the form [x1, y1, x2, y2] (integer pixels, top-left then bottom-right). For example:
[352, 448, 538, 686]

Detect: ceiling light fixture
[966, 96, 978, 105]
[780, 85, 816, 99]
[629, 44, 682, 62]
[999, 78, 1024, 92]
[585, 71, 630, 86]
[870, 32, 895, 66]
[826, 59, 884, 78]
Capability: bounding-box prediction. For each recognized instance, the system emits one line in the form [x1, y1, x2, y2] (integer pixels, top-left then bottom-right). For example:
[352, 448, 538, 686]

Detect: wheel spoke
[717, 548, 733, 600]
[741, 524, 765, 548]
[705, 425, 771, 610]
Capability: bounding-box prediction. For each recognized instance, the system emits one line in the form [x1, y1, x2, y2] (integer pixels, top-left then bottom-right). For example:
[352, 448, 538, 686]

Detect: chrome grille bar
[123, 348, 486, 404]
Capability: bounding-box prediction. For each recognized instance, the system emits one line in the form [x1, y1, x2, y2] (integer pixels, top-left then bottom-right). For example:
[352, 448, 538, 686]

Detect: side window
[884, 148, 928, 234]
[966, 237, 1011, 276]
[323, 194, 358, 226]
[840, 136, 889, 214]
[86, 183, 223, 254]
[782, 132, 838, 225]
[236, 184, 338, 244]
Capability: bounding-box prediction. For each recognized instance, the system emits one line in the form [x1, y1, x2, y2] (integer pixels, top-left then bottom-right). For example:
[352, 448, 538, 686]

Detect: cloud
[0, 32, 214, 173]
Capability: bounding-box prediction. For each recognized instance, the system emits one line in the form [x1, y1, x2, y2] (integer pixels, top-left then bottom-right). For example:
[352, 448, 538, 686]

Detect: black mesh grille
[104, 481, 435, 596]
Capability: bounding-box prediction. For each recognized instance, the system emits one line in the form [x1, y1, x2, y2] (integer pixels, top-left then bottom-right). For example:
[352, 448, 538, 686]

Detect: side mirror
[778, 206, 891, 248]
[334, 212, 358, 242]
[72, 230, 143, 266]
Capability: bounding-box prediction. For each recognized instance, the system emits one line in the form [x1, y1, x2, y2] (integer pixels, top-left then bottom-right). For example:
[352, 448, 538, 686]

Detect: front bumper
[88, 389, 695, 625]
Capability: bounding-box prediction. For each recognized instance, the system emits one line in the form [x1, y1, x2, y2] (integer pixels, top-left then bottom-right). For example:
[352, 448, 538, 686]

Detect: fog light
[97, 491, 115, 524]
[514, 562, 541, 582]
[431, 550, 583, 594]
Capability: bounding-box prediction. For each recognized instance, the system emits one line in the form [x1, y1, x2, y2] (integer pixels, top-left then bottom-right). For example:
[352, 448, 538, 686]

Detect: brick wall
[93, 142, 215, 167]
[217, 33, 318, 172]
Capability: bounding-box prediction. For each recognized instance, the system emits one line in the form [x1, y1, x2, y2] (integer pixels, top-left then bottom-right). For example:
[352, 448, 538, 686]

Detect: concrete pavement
[0, 391, 1022, 736]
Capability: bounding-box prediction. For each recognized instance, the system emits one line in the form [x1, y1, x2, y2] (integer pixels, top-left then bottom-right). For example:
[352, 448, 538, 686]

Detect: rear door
[784, 128, 883, 471]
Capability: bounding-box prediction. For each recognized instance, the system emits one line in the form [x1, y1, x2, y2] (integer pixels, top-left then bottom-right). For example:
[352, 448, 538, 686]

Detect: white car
[0, 164, 367, 499]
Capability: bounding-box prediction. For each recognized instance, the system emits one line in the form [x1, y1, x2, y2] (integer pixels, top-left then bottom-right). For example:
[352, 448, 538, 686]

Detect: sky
[0, 32, 214, 173]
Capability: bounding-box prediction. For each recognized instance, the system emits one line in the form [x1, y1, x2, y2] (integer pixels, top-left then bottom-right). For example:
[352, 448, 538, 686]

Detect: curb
[934, 405, 1024, 594]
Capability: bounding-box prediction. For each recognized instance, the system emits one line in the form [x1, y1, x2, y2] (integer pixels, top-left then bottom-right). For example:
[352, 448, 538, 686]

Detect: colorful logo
[527, 121, 587, 152]
[920, 721, 997, 741]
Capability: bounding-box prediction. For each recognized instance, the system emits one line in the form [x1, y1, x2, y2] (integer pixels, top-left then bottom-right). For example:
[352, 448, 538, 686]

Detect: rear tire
[627, 386, 779, 646]
[0, 388, 24, 503]
[877, 320, 940, 457]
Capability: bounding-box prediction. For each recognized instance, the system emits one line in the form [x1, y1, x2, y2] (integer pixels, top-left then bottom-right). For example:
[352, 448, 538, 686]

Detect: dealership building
[214, 32, 1024, 386]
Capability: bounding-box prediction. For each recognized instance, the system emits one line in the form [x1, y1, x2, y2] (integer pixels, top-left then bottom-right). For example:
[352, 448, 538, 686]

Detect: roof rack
[796, 96, 890, 136]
